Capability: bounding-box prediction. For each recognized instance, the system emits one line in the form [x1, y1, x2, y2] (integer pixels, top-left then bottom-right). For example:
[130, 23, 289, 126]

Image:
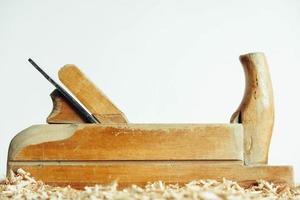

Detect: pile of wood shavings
[1, 169, 300, 200]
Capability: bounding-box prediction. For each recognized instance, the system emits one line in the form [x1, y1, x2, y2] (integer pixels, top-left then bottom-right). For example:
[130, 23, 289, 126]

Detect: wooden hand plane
[7, 52, 294, 189]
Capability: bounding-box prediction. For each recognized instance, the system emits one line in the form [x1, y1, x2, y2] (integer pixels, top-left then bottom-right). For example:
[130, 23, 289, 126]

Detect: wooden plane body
[7, 52, 294, 188]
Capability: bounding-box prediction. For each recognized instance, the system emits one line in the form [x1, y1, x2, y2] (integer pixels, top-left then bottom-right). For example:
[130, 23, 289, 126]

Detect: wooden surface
[59, 65, 128, 123]
[8, 162, 294, 189]
[9, 124, 243, 161]
[231, 52, 274, 165]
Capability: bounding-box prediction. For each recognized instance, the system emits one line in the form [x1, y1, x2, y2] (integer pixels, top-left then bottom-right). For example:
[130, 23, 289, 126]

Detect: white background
[0, 0, 299, 182]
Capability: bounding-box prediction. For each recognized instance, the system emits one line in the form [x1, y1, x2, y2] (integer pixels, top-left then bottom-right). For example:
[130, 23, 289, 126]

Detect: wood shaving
[0, 169, 299, 199]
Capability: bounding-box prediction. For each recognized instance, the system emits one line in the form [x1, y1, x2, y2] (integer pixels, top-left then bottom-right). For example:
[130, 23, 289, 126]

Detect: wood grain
[9, 124, 243, 161]
[231, 52, 274, 165]
[8, 162, 294, 189]
[59, 65, 128, 123]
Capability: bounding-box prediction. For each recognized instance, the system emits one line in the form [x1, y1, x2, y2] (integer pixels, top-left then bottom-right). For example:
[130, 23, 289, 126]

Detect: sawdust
[0, 169, 299, 199]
